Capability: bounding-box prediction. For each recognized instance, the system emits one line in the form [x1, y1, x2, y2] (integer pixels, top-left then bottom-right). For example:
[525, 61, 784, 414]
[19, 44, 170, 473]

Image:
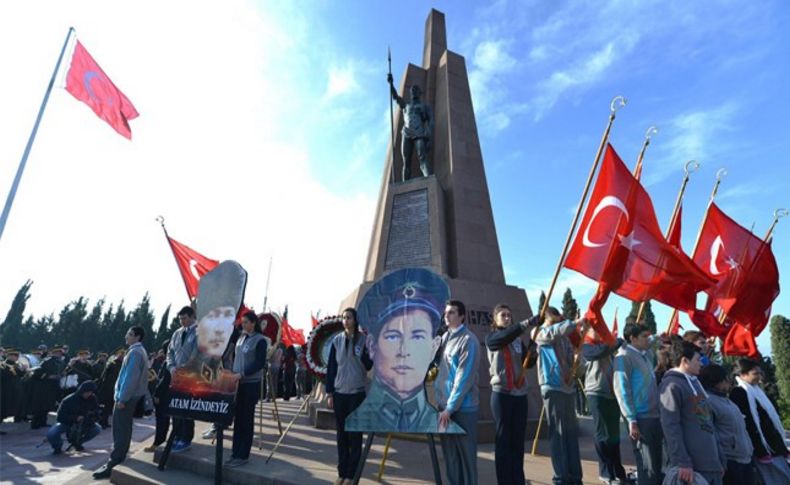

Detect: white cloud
[645, 102, 738, 186]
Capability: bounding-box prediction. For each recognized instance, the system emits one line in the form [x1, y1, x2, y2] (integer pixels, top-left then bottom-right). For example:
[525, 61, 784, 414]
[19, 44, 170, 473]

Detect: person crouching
[47, 380, 102, 454]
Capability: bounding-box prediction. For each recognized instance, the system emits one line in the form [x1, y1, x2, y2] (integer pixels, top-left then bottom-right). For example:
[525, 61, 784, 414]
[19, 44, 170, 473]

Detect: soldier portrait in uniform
[345, 267, 463, 434]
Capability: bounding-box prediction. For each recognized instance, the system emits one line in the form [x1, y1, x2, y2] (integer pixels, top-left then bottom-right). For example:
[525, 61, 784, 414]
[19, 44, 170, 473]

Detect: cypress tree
[769, 314, 790, 426]
[561, 288, 579, 320]
[0, 280, 33, 346]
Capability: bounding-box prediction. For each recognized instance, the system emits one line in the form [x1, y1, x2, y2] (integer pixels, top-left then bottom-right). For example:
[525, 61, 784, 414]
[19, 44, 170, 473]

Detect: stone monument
[340, 9, 539, 441]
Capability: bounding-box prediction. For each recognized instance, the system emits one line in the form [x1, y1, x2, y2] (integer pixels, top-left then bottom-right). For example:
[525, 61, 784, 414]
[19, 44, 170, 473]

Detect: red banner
[65, 41, 139, 139]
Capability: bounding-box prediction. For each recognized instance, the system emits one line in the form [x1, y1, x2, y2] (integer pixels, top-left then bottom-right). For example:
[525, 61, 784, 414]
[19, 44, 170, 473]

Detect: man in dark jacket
[96, 348, 124, 428]
[46, 380, 102, 454]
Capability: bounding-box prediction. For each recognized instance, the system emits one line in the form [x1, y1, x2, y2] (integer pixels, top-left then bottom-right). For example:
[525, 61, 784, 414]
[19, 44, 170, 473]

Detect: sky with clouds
[0, 0, 787, 354]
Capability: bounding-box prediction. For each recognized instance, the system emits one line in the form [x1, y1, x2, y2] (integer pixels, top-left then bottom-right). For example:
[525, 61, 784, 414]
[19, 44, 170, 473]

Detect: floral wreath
[305, 315, 344, 382]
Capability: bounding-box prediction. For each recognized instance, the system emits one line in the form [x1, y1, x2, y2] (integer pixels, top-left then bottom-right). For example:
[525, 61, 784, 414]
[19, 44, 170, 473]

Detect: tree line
[0, 281, 179, 355]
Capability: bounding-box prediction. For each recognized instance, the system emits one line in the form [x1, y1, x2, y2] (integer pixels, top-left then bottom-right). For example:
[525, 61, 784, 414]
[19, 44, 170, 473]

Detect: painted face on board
[369, 309, 440, 399]
[197, 306, 235, 357]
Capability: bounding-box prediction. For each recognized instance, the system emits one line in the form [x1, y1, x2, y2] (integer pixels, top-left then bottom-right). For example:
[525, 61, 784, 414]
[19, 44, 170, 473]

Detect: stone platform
[111, 399, 637, 484]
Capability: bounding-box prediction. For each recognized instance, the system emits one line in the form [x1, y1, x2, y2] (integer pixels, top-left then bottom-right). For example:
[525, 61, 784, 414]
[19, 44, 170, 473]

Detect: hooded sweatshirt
[659, 369, 724, 473]
[706, 390, 753, 464]
[613, 344, 659, 423]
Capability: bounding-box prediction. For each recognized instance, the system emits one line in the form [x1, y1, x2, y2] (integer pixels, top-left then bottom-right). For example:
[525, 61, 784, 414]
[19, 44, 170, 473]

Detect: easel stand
[352, 432, 442, 485]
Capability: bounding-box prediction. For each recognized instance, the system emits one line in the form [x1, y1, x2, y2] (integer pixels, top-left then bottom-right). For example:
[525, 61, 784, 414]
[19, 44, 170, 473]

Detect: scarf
[736, 376, 786, 454]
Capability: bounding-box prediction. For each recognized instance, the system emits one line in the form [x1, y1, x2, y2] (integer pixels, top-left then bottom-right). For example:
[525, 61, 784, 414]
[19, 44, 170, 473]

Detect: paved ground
[0, 413, 156, 484]
[110, 399, 639, 485]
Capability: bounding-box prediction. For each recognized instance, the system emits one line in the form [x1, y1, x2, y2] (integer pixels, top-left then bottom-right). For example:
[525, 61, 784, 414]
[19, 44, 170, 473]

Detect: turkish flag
[167, 237, 219, 299]
[565, 144, 713, 310]
[612, 309, 619, 337]
[692, 204, 779, 335]
[65, 41, 139, 139]
[311, 313, 320, 328]
[722, 322, 760, 358]
[583, 284, 616, 345]
[280, 318, 306, 347]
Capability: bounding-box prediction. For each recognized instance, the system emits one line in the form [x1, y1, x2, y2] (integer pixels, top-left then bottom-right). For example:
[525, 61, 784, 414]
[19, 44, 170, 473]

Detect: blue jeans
[47, 422, 102, 451]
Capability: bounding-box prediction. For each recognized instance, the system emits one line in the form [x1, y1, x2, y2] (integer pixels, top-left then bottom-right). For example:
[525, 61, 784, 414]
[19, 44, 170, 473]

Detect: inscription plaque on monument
[385, 189, 431, 269]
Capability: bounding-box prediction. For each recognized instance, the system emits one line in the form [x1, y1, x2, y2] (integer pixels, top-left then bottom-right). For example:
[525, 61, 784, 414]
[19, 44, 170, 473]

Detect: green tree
[54, 297, 89, 349]
[82, 299, 105, 354]
[561, 288, 579, 320]
[128, 294, 155, 349]
[769, 314, 790, 426]
[0, 280, 33, 347]
[153, 304, 172, 351]
[760, 356, 782, 411]
[628, 301, 656, 334]
[537, 290, 546, 316]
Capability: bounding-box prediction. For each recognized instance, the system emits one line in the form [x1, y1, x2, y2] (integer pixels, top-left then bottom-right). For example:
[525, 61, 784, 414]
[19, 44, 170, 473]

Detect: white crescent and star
[709, 236, 739, 275]
[82, 70, 113, 106]
[582, 195, 639, 250]
[189, 259, 202, 280]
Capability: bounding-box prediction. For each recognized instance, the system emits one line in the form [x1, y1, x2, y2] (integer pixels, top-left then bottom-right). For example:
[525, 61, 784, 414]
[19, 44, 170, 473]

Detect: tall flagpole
[0, 27, 75, 242]
[540, 95, 627, 319]
[263, 256, 273, 313]
[635, 159, 699, 322]
[664, 168, 727, 333]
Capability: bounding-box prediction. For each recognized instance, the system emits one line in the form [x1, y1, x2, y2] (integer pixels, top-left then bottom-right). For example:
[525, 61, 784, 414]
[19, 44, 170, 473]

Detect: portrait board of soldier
[345, 267, 463, 434]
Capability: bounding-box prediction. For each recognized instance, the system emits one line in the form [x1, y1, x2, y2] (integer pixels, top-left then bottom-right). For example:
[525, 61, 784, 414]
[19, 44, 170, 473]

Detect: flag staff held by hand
[632, 125, 659, 180]
[529, 96, 625, 457]
[539, 96, 627, 320]
[0, 27, 75, 242]
[635, 158, 699, 323]
[664, 168, 727, 332]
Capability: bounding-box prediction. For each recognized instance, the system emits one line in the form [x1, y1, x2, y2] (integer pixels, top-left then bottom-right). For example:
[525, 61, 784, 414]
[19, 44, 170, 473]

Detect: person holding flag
[535, 306, 588, 485]
[582, 327, 627, 484]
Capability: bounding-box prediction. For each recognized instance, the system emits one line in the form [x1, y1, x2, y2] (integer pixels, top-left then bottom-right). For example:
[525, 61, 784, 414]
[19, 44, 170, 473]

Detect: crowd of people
[2, 299, 788, 484]
[0, 305, 313, 479]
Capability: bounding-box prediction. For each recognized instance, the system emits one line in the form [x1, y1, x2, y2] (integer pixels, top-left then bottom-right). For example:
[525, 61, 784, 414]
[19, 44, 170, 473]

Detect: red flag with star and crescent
[691, 203, 779, 336]
[564, 144, 714, 313]
[65, 41, 139, 139]
[167, 237, 220, 299]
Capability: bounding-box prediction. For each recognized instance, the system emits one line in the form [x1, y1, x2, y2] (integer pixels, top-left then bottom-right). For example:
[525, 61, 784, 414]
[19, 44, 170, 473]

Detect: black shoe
[52, 448, 62, 455]
[74, 444, 85, 452]
[92, 465, 112, 479]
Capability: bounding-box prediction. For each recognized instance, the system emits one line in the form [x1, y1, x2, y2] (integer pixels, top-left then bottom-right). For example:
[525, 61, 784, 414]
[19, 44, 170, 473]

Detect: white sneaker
[201, 427, 216, 439]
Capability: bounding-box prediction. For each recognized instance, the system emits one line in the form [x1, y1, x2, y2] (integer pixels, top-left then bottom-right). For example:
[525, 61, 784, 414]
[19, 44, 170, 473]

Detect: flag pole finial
[774, 208, 789, 220]
[644, 125, 659, 142]
[156, 215, 165, 227]
[684, 160, 700, 176]
[610, 95, 627, 113]
[715, 168, 728, 182]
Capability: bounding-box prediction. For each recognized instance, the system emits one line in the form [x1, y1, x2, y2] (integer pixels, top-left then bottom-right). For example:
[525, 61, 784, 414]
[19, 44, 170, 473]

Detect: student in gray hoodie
[582, 331, 626, 484]
[536, 306, 587, 485]
[698, 364, 754, 485]
[659, 340, 725, 485]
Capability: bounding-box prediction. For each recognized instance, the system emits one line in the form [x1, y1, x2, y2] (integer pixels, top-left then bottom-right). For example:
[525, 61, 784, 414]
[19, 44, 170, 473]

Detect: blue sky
[0, 1, 787, 355]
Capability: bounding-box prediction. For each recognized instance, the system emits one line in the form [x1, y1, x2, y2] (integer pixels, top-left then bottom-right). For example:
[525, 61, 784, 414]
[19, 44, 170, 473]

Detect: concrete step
[111, 449, 212, 485]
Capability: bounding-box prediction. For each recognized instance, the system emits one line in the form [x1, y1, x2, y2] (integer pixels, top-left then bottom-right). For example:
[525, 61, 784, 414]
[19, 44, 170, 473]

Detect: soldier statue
[388, 74, 433, 181]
